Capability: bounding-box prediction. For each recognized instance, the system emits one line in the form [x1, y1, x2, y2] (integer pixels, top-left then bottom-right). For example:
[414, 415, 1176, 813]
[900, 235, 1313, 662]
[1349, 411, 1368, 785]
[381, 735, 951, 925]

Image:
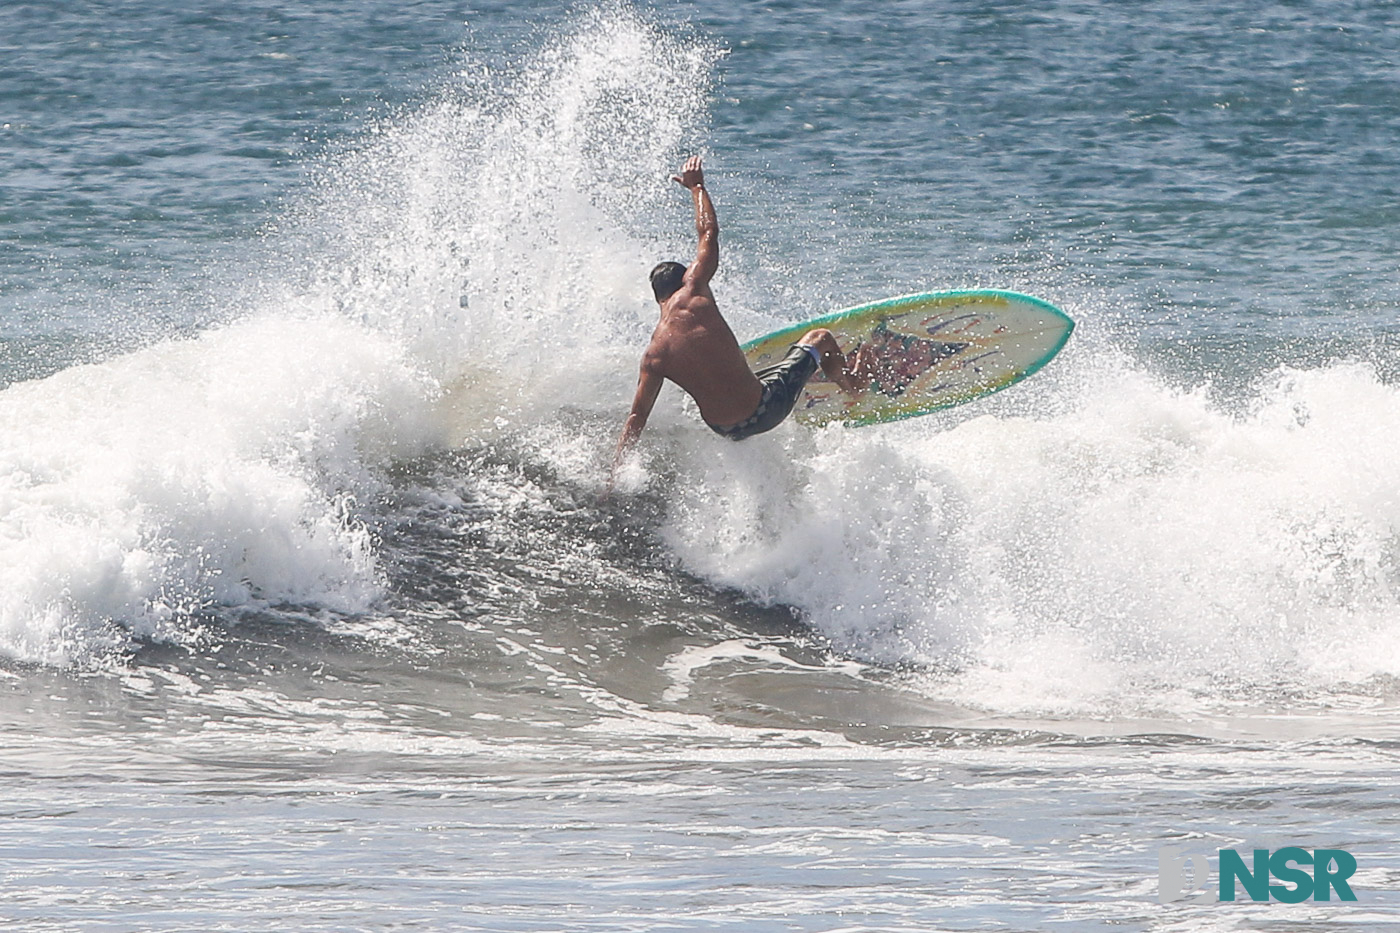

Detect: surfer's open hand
[672, 156, 705, 190]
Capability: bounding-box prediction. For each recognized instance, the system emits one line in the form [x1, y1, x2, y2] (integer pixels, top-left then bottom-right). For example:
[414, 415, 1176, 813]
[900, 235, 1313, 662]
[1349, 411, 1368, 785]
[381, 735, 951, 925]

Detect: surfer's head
[649, 261, 686, 303]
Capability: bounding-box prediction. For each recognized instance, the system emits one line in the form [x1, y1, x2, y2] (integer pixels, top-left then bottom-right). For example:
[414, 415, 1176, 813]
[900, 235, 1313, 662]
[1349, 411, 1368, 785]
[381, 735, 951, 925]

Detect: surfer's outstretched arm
[672, 156, 718, 288]
[610, 363, 664, 487]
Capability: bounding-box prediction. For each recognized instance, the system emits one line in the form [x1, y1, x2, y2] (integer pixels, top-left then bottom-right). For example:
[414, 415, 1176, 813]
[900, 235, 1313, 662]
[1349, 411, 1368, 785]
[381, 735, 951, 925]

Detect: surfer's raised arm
[673, 156, 718, 287]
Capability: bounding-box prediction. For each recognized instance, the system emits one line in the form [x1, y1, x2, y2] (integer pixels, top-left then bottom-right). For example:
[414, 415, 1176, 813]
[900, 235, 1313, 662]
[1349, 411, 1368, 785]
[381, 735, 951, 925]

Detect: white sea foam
[0, 8, 716, 665]
[0, 315, 430, 664]
[7, 4, 1400, 727]
[661, 352, 1400, 718]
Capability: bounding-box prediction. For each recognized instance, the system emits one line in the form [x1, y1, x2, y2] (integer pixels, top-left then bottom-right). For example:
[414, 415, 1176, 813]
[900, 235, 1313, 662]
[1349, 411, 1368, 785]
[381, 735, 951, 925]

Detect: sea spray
[0, 317, 420, 665]
[659, 345, 1400, 717]
[0, 7, 721, 664]
[8, 1, 1399, 727]
[286, 6, 720, 390]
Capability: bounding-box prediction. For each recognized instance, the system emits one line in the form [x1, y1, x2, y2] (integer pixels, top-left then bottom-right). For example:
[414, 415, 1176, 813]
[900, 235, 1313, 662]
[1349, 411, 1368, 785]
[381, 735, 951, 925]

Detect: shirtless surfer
[611, 156, 866, 479]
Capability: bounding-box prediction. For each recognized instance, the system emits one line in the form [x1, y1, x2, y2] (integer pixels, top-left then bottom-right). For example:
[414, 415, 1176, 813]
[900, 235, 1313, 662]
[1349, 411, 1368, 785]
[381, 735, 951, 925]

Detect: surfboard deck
[741, 289, 1074, 427]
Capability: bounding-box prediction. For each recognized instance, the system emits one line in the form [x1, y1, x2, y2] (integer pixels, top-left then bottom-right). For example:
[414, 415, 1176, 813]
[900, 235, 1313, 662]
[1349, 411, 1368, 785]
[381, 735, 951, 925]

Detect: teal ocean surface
[3, 2, 1400, 930]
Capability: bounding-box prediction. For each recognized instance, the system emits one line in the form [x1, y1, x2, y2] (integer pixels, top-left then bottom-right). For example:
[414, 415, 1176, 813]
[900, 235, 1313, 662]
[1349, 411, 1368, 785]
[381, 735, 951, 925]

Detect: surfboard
[741, 289, 1074, 427]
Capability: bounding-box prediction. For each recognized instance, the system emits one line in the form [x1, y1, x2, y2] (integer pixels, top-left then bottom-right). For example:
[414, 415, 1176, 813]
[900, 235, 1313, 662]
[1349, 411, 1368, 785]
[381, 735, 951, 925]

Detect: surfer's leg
[713, 348, 814, 440]
[798, 329, 865, 393]
[847, 342, 878, 389]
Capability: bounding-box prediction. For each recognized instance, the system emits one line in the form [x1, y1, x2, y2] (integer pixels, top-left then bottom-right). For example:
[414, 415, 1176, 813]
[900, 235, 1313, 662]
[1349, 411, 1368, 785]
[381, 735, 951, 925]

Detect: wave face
[0, 8, 718, 666]
[3, 5, 1399, 729]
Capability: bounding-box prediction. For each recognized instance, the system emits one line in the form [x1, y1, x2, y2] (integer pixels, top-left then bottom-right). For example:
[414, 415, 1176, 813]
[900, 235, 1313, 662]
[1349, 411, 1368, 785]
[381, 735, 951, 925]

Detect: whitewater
[2, 2, 1399, 930]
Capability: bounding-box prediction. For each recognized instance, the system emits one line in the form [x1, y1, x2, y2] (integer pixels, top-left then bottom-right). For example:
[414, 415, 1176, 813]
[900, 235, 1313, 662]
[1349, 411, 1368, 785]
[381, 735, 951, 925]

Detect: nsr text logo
[1159, 847, 1358, 904]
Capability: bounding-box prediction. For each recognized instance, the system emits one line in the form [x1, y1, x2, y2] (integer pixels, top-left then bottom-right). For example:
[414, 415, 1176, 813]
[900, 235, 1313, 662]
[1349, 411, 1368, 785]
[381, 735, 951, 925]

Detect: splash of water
[7, 2, 1399, 726]
[0, 7, 719, 664]
[657, 350, 1400, 718]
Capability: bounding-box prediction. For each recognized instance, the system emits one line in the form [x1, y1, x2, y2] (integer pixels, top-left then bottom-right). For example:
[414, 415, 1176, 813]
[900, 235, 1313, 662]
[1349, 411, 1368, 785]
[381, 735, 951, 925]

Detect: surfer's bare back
[611, 156, 864, 480]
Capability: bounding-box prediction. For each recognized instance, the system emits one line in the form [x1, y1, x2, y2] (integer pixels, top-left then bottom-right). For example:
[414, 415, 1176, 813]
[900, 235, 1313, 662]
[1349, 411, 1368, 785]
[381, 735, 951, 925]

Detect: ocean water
[3, 1, 1400, 929]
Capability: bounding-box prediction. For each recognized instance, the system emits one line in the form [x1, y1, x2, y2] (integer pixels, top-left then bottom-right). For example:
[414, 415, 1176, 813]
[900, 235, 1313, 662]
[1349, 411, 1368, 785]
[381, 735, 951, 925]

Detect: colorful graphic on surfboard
[741, 289, 1074, 427]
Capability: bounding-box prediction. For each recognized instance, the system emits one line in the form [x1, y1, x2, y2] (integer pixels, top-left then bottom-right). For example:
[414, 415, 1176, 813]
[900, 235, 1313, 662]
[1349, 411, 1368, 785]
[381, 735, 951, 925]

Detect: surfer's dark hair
[649, 261, 686, 302]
